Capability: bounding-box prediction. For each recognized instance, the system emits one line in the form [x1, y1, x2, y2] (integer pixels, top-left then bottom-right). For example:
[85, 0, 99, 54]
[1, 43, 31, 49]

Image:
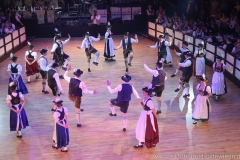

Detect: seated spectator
[193, 27, 204, 38]
[156, 6, 163, 17]
[173, 21, 181, 31]
[216, 31, 224, 44]
[220, 12, 229, 28]
[183, 25, 193, 35]
[202, 25, 209, 36]
[192, 21, 198, 31]
[34, 3, 43, 10]
[161, 11, 169, 24]
[3, 21, 15, 34]
[228, 16, 238, 33]
[222, 37, 234, 53]
[146, 4, 154, 22]
[155, 15, 165, 25]
[231, 38, 240, 54]
[180, 14, 187, 29]
[166, 18, 173, 28]
[207, 33, 217, 44]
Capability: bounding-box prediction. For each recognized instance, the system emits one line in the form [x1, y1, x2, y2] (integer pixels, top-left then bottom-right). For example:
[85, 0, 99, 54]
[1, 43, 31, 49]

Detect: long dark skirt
[56, 120, 69, 148]
[145, 114, 159, 148]
[10, 104, 29, 131]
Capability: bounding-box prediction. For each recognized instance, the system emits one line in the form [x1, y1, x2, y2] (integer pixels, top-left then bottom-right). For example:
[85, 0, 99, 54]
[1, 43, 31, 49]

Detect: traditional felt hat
[40, 49, 48, 54]
[55, 28, 61, 35]
[184, 51, 192, 56]
[51, 62, 59, 68]
[53, 97, 63, 104]
[142, 87, 152, 95]
[10, 53, 18, 61]
[156, 62, 163, 67]
[164, 32, 169, 36]
[27, 41, 34, 49]
[55, 35, 62, 40]
[106, 22, 112, 28]
[73, 69, 83, 76]
[216, 55, 223, 60]
[121, 74, 132, 82]
[124, 32, 129, 36]
[199, 74, 208, 82]
[183, 41, 189, 46]
[198, 43, 204, 47]
[85, 32, 90, 36]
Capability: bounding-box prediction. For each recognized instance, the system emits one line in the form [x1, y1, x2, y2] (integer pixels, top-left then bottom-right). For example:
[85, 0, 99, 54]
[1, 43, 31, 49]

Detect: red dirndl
[26, 58, 39, 76]
[145, 114, 159, 148]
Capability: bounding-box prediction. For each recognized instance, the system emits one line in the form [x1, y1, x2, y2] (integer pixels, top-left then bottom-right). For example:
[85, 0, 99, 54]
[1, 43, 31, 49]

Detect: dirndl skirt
[55, 120, 69, 148]
[8, 74, 28, 95]
[26, 58, 39, 76]
[10, 104, 29, 131]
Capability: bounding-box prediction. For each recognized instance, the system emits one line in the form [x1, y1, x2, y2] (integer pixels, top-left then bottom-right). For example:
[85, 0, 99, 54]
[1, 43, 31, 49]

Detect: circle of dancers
[6, 29, 227, 151]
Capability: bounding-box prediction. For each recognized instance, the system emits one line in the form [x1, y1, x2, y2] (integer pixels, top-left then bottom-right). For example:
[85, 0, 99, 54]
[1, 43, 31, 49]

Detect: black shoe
[16, 135, 22, 138]
[156, 110, 161, 114]
[169, 64, 173, 67]
[128, 63, 132, 66]
[80, 108, 84, 112]
[175, 88, 180, 92]
[93, 62, 98, 66]
[36, 75, 39, 79]
[123, 128, 126, 131]
[52, 145, 58, 149]
[59, 75, 64, 79]
[133, 144, 143, 148]
[111, 58, 116, 61]
[27, 81, 31, 84]
[77, 124, 82, 127]
[193, 121, 197, 124]
[109, 113, 117, 116]
[58, 93, 61, 97]
[42, 90, 49, 94]
[126, 68, 128, 72]
[183, 94, 190, 98]
[61, 150, 68, 152]
[88, 68, 91, 72]
[171, 74, 176, 77]
[62, 67, 67, 71]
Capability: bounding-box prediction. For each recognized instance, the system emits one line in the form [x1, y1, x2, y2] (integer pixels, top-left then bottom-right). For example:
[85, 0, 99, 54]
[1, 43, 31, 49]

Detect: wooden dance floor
[0, 36, 240, 160]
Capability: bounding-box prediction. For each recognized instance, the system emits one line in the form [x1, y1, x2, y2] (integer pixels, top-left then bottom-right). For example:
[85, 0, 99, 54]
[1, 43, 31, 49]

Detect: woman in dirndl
[6, 82, 29, 138]
[192, 74, 212, 124]
[212, 55, 227, 101]
[194, 43, 206, 79]
[104, 22, 116, 61]
[7, 53, 28, 95]
[52, 98, 69, 152]
[25, 42, 39, 83]
[134, 87, 159, 148]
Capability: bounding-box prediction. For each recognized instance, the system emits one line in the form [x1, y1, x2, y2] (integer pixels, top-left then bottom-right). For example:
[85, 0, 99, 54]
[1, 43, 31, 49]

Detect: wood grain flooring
[0, 35, 240, 160]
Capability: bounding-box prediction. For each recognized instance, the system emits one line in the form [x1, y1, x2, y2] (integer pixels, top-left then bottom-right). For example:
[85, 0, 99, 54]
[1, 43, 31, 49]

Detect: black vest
[55, 42, 62, 56]
[28, 51, 34, 58]
[47, 69, 57, 86]
[198, 85, 209, 96]
[214, 63, 223, 72]
[144, 98, 151, 111]
[152, 70, 165, 87]
[10, 92, 20, 105]
[157, 40, 167, 53]
[196, 50, 205, 58]
[56, 107, 65, 121]
[182, 58, 193, 77]
[69, 78, 82, 97]
[11, 64, 18, 73]
[117, 84, 133, 102]
[180, 48, 189, 63]
[122, 38, 132, 50]
[107, 31, 111, 38]
[226, 43, 234, 53]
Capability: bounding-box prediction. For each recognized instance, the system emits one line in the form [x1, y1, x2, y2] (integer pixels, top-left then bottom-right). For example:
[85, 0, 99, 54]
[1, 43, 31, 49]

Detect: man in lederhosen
[51, 34, 71, 79]
[144, 61, 167, 114]
[174, 51, 193, 98]
[148, 34, 170, 64]
[114, 32, 138, 72]
[78, 32, 101, 72]
[38, 49, 54, 94]
[48, 63, 65, 111]
[64, 65, 98, 127]
[171, 41, 190, 77]
[106, 74, 141, 131]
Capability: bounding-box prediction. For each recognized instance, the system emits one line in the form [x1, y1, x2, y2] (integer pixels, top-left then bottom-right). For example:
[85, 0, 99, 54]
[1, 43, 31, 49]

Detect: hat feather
[27, 41, 31, 45]
[202, 73, 206, 81]
[10, 53, 13, 58]
[108, 22, 110, 25]
[55, 28, 58, 32]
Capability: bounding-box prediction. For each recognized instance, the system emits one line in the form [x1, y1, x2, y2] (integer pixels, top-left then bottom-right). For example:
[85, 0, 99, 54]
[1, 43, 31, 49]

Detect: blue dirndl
[10, 104, 29, 131]
[55, 120, 69, 148]
[8, 74, 28, 95]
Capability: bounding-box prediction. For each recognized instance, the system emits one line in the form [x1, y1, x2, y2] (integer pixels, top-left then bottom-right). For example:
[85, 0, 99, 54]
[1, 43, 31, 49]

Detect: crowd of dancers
[5, 23, 227, 151]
